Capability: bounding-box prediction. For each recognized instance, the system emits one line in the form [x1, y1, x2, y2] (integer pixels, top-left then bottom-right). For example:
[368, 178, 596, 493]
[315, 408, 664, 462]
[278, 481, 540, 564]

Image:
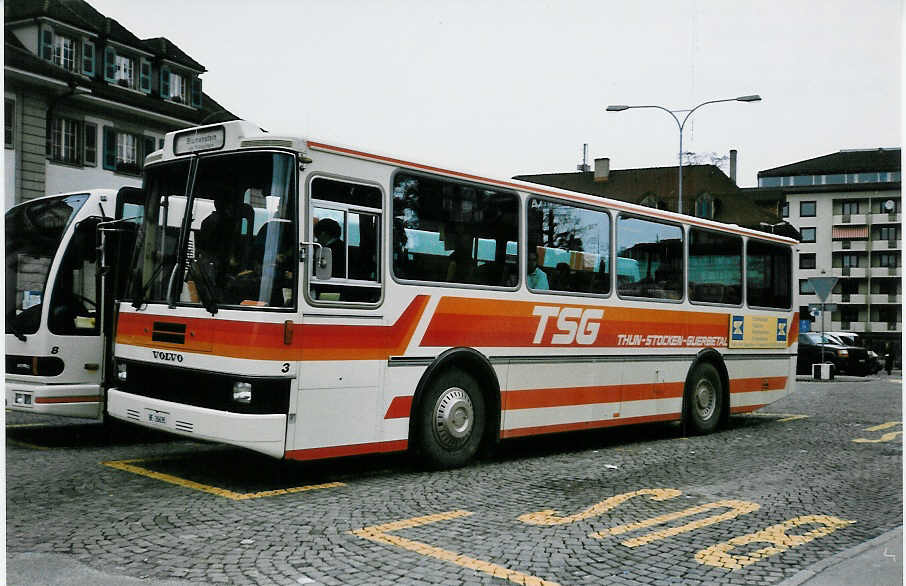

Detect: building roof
[759, 148, 901, 177]
[5, 0, 205, 71]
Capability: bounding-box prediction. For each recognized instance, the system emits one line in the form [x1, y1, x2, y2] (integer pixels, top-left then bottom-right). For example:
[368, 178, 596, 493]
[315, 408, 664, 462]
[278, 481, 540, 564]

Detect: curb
[778, 526, 903, 586]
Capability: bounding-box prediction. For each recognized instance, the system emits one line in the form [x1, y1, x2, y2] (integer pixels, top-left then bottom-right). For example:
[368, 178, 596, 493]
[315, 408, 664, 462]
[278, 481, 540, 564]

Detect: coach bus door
[98, 187, 144, 401]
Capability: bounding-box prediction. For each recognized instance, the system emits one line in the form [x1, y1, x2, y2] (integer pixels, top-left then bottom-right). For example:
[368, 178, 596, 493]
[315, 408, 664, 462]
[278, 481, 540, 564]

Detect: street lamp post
[606, 95, 761, 215]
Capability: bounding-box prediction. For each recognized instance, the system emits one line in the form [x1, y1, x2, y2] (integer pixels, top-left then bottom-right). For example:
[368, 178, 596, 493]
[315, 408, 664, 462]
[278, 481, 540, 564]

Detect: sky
[86, 0, 902, 187]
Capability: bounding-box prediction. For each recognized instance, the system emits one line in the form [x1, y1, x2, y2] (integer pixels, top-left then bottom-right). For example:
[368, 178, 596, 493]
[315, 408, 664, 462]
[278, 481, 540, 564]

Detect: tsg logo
[152, 350, 184, 363]
[532, 306, 604, 345]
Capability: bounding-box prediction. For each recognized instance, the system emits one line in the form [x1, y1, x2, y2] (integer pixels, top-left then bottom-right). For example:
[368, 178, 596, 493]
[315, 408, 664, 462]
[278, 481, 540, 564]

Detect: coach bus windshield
[129, 152, 297, 310]
[5, 193, 89, 337]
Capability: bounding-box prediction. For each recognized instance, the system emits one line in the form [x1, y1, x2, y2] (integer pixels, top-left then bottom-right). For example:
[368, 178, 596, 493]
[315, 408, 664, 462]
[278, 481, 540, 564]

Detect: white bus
[6, 188, 143, 419]
[107, 121, 797, 468]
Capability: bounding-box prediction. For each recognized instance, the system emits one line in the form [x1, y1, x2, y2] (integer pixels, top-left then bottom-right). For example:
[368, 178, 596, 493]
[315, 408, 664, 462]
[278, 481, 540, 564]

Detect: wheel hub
[694, 379, 716, 420]
[433, 387, 474, 449]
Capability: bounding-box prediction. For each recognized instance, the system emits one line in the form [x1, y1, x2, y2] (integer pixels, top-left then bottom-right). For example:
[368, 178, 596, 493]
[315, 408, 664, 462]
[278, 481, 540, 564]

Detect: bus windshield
[129, 151, 297, 309]
[5, 193, 90, 336]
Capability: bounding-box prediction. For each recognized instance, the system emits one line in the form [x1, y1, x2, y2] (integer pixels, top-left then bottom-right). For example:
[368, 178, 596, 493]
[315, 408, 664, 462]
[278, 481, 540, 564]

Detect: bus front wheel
[685, 362, 724, 434]
[418, 370, 486, 469]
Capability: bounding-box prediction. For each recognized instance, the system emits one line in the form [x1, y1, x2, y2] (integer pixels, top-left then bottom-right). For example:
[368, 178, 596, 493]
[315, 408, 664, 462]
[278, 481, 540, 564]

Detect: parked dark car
[826, 331, 882, 374]
[797, 332, 871, 376]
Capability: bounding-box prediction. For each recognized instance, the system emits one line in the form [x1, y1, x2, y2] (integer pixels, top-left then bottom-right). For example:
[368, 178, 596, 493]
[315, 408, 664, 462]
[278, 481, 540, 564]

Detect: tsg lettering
[152, 350, 184, 363]
[532, 306, 604, 345]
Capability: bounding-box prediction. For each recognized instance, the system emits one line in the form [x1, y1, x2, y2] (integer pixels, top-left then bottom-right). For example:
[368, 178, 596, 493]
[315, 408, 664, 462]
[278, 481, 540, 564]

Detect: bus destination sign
[174, 126, 225, 155]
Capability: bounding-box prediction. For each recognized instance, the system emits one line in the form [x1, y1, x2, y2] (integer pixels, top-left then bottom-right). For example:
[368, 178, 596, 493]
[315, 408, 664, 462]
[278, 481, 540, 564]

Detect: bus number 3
[532, 306, 604, 345]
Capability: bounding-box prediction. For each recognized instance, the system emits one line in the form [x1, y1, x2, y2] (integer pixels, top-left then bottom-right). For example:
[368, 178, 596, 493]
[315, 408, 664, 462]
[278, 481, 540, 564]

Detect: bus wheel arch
[409, 347, 501, 468]
[682, 350, 730, 435]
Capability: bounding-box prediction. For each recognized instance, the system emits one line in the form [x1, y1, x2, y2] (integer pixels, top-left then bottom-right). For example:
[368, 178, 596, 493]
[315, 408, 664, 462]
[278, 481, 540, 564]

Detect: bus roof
[152, 121, 797, 246]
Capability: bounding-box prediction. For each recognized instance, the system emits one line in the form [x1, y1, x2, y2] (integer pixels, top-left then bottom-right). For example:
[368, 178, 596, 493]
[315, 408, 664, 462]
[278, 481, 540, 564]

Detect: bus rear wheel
[685, 362, 723, 434]
[418, 370, 486, 469]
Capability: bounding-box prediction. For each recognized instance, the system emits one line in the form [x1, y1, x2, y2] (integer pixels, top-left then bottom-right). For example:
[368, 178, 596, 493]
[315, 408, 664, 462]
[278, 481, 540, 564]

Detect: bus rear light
[232, 382, 252, 404]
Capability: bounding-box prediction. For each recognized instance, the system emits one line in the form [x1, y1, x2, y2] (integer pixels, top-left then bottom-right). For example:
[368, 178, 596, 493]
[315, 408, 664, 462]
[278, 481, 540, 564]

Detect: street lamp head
[606, 105, 630, 111]
[735, 94, 762, 103]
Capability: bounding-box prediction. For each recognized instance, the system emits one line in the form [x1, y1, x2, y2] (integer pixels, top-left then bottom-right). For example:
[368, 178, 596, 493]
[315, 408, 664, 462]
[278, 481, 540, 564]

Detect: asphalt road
[6, 374, 902, 585]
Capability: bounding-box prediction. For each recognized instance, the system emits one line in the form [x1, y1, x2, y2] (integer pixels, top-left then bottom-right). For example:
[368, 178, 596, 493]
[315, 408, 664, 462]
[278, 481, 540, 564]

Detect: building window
[115, 54, 134, 88]
[780, 201, 789, 218]
[103, 127, 156, 174]
[878, 226, 899, 241]
[50, 118, 80, 163]
[841, 254, 860, 268]
[878, 252, 899, 268]
[800, 227, 816, 243]
[83, 122, 96, 166]
[841, 201, 860, 215]
[694, 193, 715, 219]
[169, 72, 186, 102]
[840, 307, 859, 322]
[799, 279, 814, 295]
[799, 253, 816, 269]
[52, 34, 76, 71]
[800, 201, 817, 217]
[5, 99, 14, 148]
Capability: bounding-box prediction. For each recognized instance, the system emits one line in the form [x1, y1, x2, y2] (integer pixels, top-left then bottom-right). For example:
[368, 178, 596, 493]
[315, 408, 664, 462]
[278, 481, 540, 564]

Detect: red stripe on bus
[788, 314, 800, 347]
[285, 439, 408, 461]
[116, 295, 429, 361]
[307, 141, 796, 245]
[384, 396, 413, 419]
[34, 395, 100, 404]
[501, 413, 680, 439]
[729, 376, 788, 393]
[730, 404, 768, 414]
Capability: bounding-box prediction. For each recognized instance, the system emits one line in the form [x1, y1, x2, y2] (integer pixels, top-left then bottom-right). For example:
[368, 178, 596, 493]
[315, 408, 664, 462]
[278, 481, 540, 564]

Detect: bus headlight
[232, 381, 252, 404]
[117, 362, 128, 382]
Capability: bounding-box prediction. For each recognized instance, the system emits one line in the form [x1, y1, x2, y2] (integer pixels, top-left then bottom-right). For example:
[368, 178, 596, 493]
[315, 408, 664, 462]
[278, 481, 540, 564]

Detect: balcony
[869, 266, 901, 278]
[869, 293, 901, 304]
[870, 239, 900, 251]
[832, 267, 867, 278]
[833, 214, 867, 225]
[829, 293, 866, 305]
[829, 321, 868, 333]
[832, 240, 868, 252]
[869, 321, 902, 333]
[870, 212, 901, 224]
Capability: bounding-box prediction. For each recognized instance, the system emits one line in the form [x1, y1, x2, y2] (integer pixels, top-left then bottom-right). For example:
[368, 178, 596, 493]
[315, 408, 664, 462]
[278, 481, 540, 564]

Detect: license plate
[146, 410, 168, 425]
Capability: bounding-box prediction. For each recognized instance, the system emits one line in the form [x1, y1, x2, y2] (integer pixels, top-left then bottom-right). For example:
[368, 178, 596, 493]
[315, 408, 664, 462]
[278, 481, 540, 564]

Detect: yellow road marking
[351, 511, 559, 586]
[746, 413, 809, 422]
[518, 488, 682, 526]
[7, 438, 50, 450]
[590, 500, 760, 546]
[853, 421, 902, 443]
[6, 423, 54, 429]
[103, 458, 344, 500]
[695, 515, 854, 570]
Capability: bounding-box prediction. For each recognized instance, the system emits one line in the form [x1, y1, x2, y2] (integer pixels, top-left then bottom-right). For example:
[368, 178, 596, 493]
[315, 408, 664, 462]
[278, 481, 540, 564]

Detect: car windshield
[5, 193, 90, 335]
[127, 151, 297, 310]
[803, 333, 841, 345]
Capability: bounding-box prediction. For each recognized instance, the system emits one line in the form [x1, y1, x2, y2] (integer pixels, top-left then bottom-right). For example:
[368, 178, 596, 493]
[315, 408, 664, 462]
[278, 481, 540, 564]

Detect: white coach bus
[107, 121, 797, 468]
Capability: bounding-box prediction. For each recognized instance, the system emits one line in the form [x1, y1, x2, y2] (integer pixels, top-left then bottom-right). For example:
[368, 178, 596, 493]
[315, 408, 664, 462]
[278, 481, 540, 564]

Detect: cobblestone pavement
[6, 375, 902, 585]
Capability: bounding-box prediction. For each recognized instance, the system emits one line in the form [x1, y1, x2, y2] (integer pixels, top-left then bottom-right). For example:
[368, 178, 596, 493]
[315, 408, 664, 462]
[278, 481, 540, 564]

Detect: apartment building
[4, 0, 237, 208]
[759, 148, 901, 353]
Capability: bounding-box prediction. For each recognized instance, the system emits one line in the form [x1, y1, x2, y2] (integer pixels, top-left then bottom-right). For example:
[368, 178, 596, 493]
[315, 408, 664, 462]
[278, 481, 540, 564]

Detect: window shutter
[142, 135, 156, 168]
[139, 58, 152, 93]
[82, 39, 95, 76]
[40, 26, 54, 61]
[160, 65, 170, 98]
[104, 46, 117, 82]
[190, 76, 202, 108]
[102, 126, 117, 170]
[84, 122, 97, 166]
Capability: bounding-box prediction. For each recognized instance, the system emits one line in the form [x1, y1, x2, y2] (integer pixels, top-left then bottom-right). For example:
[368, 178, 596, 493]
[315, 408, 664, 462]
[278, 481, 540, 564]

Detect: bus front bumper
[107, 389, 286, 458]
[5, 380, 102, 419]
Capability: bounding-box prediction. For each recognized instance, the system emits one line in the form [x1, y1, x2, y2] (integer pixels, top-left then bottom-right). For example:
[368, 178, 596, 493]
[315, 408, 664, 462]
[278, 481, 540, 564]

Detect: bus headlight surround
[117, 362, 128, 382]
[232, 381, 252, 404]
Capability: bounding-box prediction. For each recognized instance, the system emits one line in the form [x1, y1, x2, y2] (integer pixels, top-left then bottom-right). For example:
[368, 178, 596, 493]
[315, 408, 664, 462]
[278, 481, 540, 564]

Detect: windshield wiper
[131, 261, 168, 309]
[186, 260, 219, 315]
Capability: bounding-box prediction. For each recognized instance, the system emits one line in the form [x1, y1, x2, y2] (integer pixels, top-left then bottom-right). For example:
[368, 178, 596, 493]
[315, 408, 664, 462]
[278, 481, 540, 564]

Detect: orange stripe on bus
[34, 395, 100, 404]
[730, 404, 768, 414]
[285, 439, 408, 461]
[729, 377, 788, 393]
[501, 413, 680, 439]
[116, 295, 429, 361]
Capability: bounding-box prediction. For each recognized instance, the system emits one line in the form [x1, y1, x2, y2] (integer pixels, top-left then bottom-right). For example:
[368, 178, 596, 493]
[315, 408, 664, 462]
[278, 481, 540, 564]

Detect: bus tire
[685, 362, 723, 434]
[418, 369, 486, 469]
